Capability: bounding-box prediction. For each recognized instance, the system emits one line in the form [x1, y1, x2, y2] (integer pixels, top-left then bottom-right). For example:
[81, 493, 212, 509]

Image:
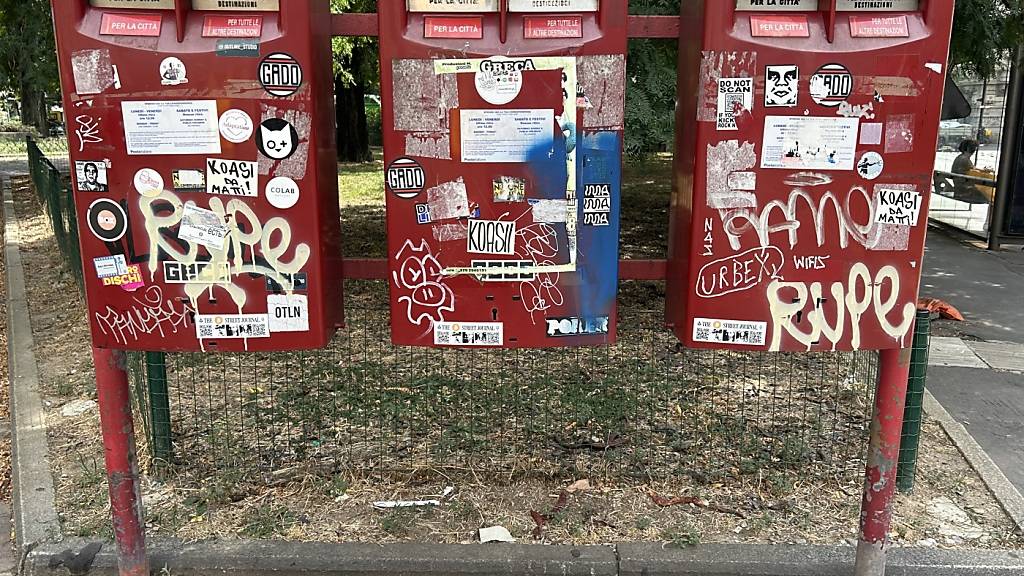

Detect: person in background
[951, 139, 988, 203]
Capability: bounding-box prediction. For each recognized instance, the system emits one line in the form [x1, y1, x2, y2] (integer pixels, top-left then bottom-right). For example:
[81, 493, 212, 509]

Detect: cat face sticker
[257, 118, 299, 161]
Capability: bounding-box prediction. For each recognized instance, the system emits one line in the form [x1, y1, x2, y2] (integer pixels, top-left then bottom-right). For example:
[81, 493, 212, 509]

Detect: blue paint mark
[575, 131, 622, 326]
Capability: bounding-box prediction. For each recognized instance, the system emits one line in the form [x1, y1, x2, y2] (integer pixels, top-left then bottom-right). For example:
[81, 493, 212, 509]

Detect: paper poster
[121, 100, 221, 156]
[692, 318, 767, 347]
[267, 294, 309, 333]
[493, 176, 526, 202]
[206, 159, 258, 197]
[433, 322, 504, 347]
[875, 188, 922, 226]
[760, 116, 859, 171]
[717, 77, 754, 131]
[94, 254, 128, 279]
[195, 314, 270, 340]
[178, 203, 229, 250]
[75, 161, 109, 191]
[467, 220, 517, 255]
[460, 109, 554, 163]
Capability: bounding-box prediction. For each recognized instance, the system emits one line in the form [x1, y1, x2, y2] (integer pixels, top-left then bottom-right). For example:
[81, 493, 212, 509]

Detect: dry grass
[0, 175, 12, 503]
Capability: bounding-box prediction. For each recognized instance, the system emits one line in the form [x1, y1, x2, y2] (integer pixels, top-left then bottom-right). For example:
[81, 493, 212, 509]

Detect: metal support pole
[145, 351, 173, 465]
[897, 310, 931, 493]
[976, 76, 988, 164]
[989, 47, 1024, 251]
[94, 347, 150, 576]
[854, 346, 913, 576]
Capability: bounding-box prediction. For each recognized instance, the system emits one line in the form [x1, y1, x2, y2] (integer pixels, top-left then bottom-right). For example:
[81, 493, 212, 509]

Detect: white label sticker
[133, 168, 164, 197]
[467, 219, 517, 255]
[93, 254, 129, 279]
[735, 0, 818, 10]
[121, 100, 221, 156]
[267, 294, 309, 333]
[810, 64, 853, 108]
[433, 322, 504, 347]
[219, 109, 254, 143]
[692, 318, 767, 347]
[90, 0, 175, 7]
[857, 151, 884, 180]
[509, 0, 598, 11]
[159, 57, 188, 86]
[407, 0, 498, 11]
[765, 65, 799, 107]
[717, 77, 754, 131]
[475, 58, 525, 106]
[836, 0, 918, 10]
[196, 314, 270, 340]
[172, 169, 205, 191]
[206, 159, 258, 197]
[875, 188, 922, 226]
[178, 203, 229, 250]
[192, 0, 279, 9]
[760, 116, 859, 171]
[266, 176, 300, 209]
[460, 108, 554, 163]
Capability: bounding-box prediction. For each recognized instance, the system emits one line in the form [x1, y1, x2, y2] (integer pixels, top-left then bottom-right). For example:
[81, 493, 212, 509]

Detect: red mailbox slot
[667, 0, 953, 352]
[379, 0, 627, 348]
[50, 0, 343, 353]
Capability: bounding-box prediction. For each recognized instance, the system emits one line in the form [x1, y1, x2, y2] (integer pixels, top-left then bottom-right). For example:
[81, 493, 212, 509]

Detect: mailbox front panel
[51, 0, 343, 352]
[380, 2, 627, 348]
[667, 1, 954, 352]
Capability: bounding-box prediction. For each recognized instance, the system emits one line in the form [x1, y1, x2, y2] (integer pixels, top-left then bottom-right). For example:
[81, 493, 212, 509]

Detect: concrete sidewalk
[921, 226, 1024, 498]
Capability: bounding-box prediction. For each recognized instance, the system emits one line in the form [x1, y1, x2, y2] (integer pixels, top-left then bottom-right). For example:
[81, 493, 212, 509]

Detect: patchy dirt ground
[7, 173, 1023, 550]
[0, 175, 12, 503]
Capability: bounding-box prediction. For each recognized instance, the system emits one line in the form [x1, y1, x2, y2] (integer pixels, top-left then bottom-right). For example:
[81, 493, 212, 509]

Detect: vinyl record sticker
[87, 198, 128, 242]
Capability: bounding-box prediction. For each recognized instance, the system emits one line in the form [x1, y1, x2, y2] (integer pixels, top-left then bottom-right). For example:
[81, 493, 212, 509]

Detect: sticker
[196, 314, 270, 340]
[100, 12, 162, 36]
[470, 260, 535, 281]
[875, 188, 922, 226]
[75, 161, 109, 192]
[810, 64, 853, 108]
[509, 0, 598, 11]
[163, 261, 231, 284]
[94, 254, 128, 279]
[885, 114, 915, 153]
[386, 158, 426, 199]
[467, 220, 517, 255]
[219, 109, 254, 143]
[427, 179, 471, 220]
[433, 322, 503, 347]
[416, 204, 432, 224]
[172, 169, 205, 191]
[475, 58, 526, 106]
[267, 294, 309, 333]
[857, 151, 884, 180]
[407, 0, 498, 11]
[716, 77, 754, 131]
[761, 116, 859, 171]
[735, 0, 817, 9]
[121, 100, 221, 156]
[849, 15, 910, 37]
[266, 272, 308, 293]
[524, 15, 583, 39]
[192, 0, 280, 10]
[178, 203, 229, 250]
[424, 16, 483, 39]
[159, 57, 188, 86]
[836, 0, 919, 10]
[265, 176, 300, 209]
[90, 0, 175, 7]
[256, 118, 299, 161]
[750, 15, 810, 38]
[259, 52, 302, 97]
[216, 39, 261, 58]
[207, 159, 258, 197]
[861, 122, 884, 145]
[529, 199, 569, 223]
[133, 168, 164, 197]
[692, 318, 767, 347]
[546, 316, 610, 338]
[87, 198, 128, 242]
[460, 109, 555, 163]
[102, 264, 145, 292]
[71, 49, 115, 95]
[493, 176, 526, 202]
[765, 65, 799, 107]
[583, 183, 611, 227]
[202, 15, 263, 37]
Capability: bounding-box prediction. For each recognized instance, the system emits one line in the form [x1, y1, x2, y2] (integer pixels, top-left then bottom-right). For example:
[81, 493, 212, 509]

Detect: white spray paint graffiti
[94, 286, 194, 346]
[75, 115, 103, 152]
[515, 223, 564, 319]
[393, 239, 455, 328]
[766, 263, 915, 351]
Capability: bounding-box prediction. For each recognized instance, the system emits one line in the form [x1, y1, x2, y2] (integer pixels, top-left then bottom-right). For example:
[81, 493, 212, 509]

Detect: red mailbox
[379, 0, 627, 348]
[50, 0, 343, 353]
[666, 0, 953, 352]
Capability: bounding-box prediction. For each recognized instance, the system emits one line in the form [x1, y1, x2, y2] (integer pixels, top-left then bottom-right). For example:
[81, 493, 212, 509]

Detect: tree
[332, 0, 379, 163]
[0, 0, 59, 133]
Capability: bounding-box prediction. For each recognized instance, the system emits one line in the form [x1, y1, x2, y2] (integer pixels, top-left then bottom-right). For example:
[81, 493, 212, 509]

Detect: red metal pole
[854, 346, 913, 576]
[93, 346, 150, 576]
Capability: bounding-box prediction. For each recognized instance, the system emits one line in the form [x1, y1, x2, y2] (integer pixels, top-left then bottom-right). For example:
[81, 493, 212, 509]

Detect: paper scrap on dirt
[373, 486, 454, 509]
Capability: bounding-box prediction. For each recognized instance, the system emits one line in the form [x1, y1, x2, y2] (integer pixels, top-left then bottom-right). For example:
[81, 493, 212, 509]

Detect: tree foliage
[0, 0, 59, 131]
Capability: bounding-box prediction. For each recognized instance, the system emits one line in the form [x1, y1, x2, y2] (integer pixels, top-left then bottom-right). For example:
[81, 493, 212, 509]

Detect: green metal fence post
[146, 352, 174, 465]
[897, 309, 931, 493]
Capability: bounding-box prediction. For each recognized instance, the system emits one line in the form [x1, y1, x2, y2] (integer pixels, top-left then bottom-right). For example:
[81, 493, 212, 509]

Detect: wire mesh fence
[26, 136, 81, 286]
[25, 137, 879, 490]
